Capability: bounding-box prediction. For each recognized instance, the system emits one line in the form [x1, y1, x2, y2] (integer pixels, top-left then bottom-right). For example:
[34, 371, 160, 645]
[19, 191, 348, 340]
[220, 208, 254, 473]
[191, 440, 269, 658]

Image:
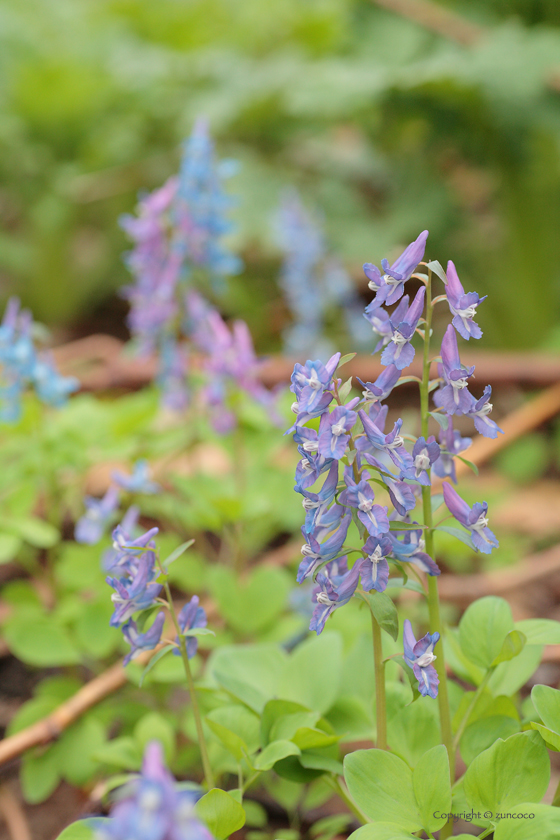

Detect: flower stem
[370, 608, 387, 750]
[419, 270, 455, 803]
[161, 577, 215, 789]
[452, 669, 493, 751]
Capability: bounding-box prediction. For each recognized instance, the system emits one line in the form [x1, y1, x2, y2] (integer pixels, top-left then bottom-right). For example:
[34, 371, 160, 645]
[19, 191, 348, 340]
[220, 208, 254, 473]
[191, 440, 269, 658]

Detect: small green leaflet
[435, 525, 475, 549]
[365, 591, 398, 641]
[389, 521, 425, 532]
[393, 655, 421, 703]
[456, 456, 478, 476]
[428, 412, 448, 431]
[163, 539, 195, 569]
[338, 376, 353, 401]
[138, 644, 175, 686]
[337, 353, 356, 369]
[182, 627, 215, 638]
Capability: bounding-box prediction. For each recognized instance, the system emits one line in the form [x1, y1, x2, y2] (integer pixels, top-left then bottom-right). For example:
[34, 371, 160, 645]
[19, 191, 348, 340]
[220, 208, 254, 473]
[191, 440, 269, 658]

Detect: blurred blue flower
[112, 460, 161, 495]
[122, 612, 165, 666]
[403, 619, 440, 699]
[173, 595, 207, 659]
[75, 486, 120, 545]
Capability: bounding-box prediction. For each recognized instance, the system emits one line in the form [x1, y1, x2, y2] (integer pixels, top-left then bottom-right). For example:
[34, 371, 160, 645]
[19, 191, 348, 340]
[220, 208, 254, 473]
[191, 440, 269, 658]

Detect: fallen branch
[371, 0, 484, 46]
[0, 784, 31, 840]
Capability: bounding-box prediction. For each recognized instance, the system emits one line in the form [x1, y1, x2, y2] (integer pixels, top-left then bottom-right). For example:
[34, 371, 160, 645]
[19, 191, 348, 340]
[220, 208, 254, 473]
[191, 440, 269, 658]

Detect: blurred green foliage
[2, 0, 560, 348]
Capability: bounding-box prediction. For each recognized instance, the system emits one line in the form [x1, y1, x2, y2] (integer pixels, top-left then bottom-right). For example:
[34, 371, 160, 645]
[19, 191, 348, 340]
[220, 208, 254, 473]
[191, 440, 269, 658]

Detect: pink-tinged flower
[433, 325, 476, 415]
[403, 619, 439, 699]
[467, 385, 503, 439]
[446, 259, 486, 341]
[442, 482, 499, 554]
[380, 286, 425, 370]
[363, 230, 428, 307]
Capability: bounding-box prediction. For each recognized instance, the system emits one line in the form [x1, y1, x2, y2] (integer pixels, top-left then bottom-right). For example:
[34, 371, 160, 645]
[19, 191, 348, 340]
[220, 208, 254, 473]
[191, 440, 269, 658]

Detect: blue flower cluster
[75, 460, 160, 546]
[0, 297, 79, 422]
[288, 231, 502, 698]
[96, 740, 214, 840]
[276, 190, 370, 358]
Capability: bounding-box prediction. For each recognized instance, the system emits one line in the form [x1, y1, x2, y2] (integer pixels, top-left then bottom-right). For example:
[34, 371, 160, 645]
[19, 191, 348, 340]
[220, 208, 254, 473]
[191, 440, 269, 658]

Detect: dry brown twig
[0, 783, 31, 840]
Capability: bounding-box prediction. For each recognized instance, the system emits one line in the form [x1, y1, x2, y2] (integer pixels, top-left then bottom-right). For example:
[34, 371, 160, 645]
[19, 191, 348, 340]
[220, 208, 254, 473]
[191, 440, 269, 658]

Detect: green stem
[419, 270, 455, 821]
[452, 670, 493, 751]
[326, 776, 370, 824]
[162, 577, 215, 789]
[371, 610, 387, 750]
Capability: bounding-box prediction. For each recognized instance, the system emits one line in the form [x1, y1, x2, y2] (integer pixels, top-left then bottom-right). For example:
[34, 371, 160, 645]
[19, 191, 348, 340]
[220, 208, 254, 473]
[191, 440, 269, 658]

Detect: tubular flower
[380, 286, 426, 371]
[96, 740, 213, 840]
[122, 612, 165, 666]
[309, 561, 362, 635]
[340, 469, 389, 538]
[360, 535, 392, 593]
[467, 385, 503, 439]
[410, 436, 440, 486]
[403, 619, 440, 699]
[363, 296, 409, 352]
[433, 325, 476, 415]
[363, 230, 428, 307]
[358, 411, 414, 476]
[388, 528, 441, 576]
[357, 365, 400, 404]
[445, 259, 486, 341]
[112, 460, 161, 494]
[75, 486, 121, 545]
[173, 595, 207, 659]
[299, 461, 339, 531]
[318, 399, 359, 460]
[298, 508, 351, 582]
[432, 417, 471, 484]
[442, 482, 499, 554]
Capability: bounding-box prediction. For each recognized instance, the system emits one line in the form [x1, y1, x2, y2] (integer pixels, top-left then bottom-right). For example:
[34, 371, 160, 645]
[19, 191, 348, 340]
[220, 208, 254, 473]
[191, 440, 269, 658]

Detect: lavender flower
[360, 536, 393, 593]
[106, 526, 162, 625]
[96, 740, 213, 840]
[112, 460, 161, 495]
[299, 461, 339, 531]
[442, 482, 499, 554]
[309, 561, 362, 635]
[467, 386, 503, 439]
[358, 411, 414, 476]
[173, 596, 207, 659]
[340, 470, 389, 538]
[388, 528, 440, 576]
[433, 325, 476, 415]
[318, 399, 359, 460]
[363, 230, 428, 307]
[446, 259, 486, 340]
[380, 286, 425, 370]
[122, 613, 165, 666]
[290, 353, 340, 418]
[411, 436, 440, 486]
[298, 507, 351, 582]
[357, 365, 400, 404]
[432, 418, 471, 484]
[403, 619, 439, 699]
[75, 486, 120, 545]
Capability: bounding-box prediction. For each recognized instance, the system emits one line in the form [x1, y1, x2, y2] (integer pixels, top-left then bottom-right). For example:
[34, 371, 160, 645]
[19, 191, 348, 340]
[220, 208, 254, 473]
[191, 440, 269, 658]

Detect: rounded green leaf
[196, 789, 245, 840]
[463, 731, 550, 815]
[21, 748, 60, 804]
[532, 684, 560, 733]
[460, 715, 520, 766]
[253, 740, 301, 771]
[516, 619, 560, 645]
[55, 821, 97, 840]
[0, 533, 22, 563]
[459, 597, 514, 670]
[347, 823, 416, 840]
[134, 713, 176, 764]
[493, 803, 560, 840]
[4, 617, 81, 666]
[344, 749, 422, 832]
[278, 631, 342, 714]
[413, 745, 451, 833]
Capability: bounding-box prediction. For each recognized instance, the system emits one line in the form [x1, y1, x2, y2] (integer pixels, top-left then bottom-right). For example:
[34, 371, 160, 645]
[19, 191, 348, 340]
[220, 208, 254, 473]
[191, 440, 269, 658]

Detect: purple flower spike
[442, 482, 499, 554]
[107, 556, 162, 627]
[75, 485, 121, 545]
[411, 436, 440, 486]
[122, 612, 165, 666]
[340, 470, 389, 537]
[467, 385, 503, 439]
[446, 260, 486, 341]
[380, 286, 425, 371]
[360, 536, 392, 593]
[318, 398, 359, 460]
[357, 365, 400, 404]
[173, 595, 207, 659]
[433, 325, 476, 415]
[432, 417, 472, 484]
[309, 561, 361, 635]
[403, 619, 440, 699]
[364, 230, 428, 307]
